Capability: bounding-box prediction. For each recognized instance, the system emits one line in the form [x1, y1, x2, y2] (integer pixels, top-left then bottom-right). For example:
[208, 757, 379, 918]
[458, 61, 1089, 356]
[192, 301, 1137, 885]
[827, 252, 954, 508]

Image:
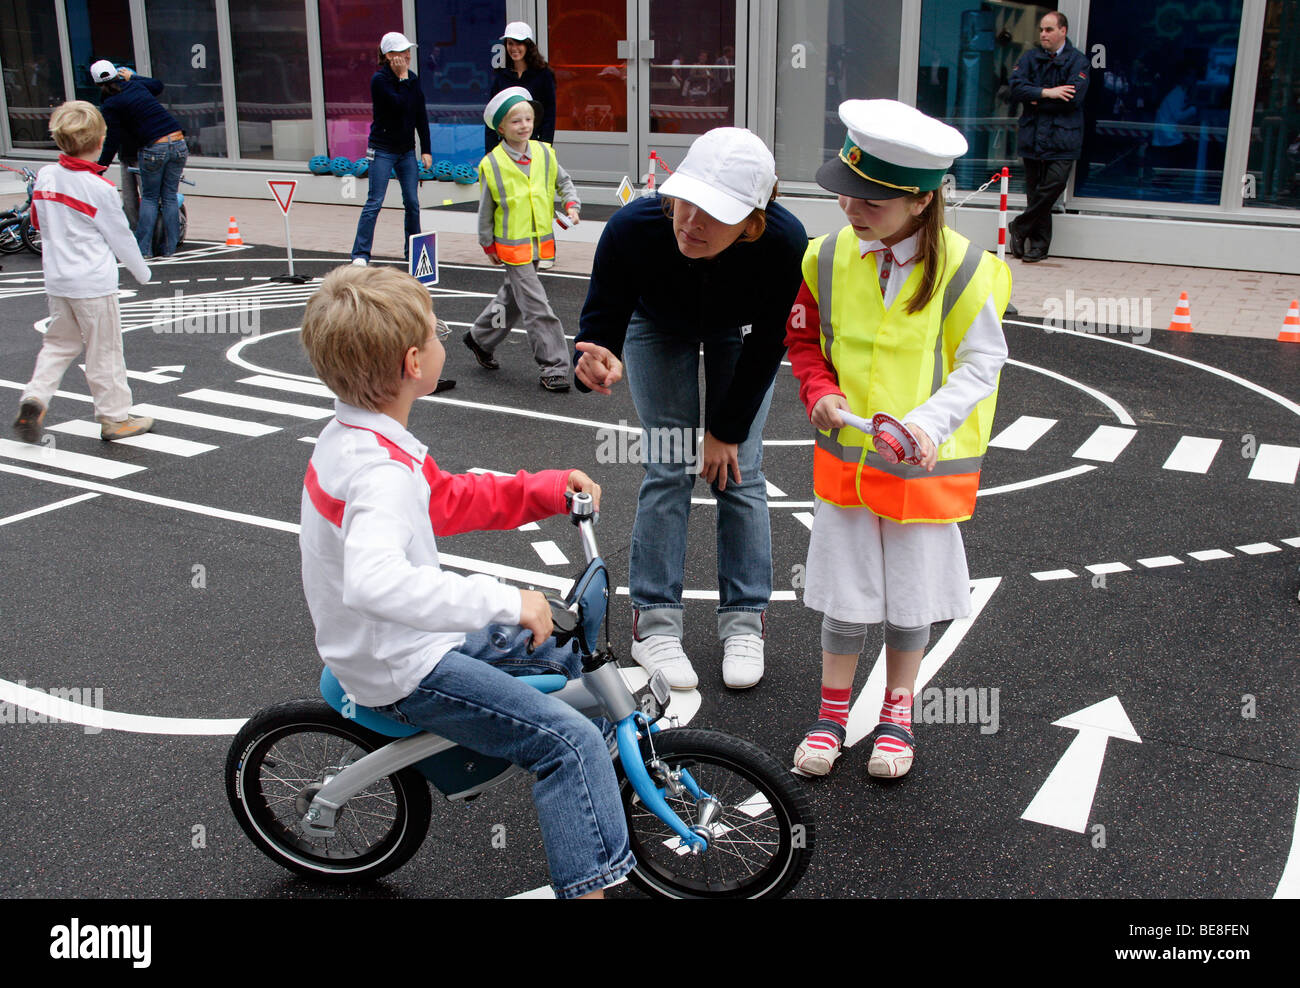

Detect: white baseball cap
[90, 60, 117, 84]
[379, 32, 416, 54]
[658, 128, 777, 225]
[502, 21, 535, 43]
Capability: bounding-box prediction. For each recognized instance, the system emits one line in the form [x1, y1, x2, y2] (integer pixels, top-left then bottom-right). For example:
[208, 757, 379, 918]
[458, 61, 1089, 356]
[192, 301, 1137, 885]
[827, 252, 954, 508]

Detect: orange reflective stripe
[496, 242, 535, 264]
[855, 466, 980, 524]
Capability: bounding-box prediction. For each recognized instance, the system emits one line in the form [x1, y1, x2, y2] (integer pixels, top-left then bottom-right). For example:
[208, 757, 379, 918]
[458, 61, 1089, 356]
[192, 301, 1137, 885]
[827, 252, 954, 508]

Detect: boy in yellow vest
[465, 87, 580, 392]
[785, 100, 1010, 780]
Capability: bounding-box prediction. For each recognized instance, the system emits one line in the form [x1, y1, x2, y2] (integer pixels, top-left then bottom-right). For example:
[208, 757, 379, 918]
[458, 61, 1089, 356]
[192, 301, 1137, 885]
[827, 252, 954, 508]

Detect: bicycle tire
[0, 221, 24, 254]
[20, 216, 40, 254]
[619, 728, 814, 899]
[225, 699, 432, 883]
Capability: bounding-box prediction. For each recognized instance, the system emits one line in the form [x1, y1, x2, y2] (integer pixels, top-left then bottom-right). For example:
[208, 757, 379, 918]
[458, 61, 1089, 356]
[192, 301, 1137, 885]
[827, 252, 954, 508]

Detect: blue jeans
[622, 312, 775, 641]
[351, 147, 421, 262]
[376, 628, 634, 898]
[136, 138, 188, 257]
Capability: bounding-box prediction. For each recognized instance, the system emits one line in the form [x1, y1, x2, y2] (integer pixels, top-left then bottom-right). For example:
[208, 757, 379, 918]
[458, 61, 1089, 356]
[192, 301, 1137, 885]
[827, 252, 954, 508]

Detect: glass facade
[415, 0, 503, 165]
[229, 0, 311, 161]
[145, 0, 226, 157]
[318, 0, 402, 159]
[918, 0, 1052, 192]
[1245, 0, 1299, 211]
[1076, 0, 1245, 205]
[775, 0, 903, 183]
[547, 0, 627, 133]
[2, 0, 61, 149]
[647, 0, 736, 136]
[66, 0, 134, 105]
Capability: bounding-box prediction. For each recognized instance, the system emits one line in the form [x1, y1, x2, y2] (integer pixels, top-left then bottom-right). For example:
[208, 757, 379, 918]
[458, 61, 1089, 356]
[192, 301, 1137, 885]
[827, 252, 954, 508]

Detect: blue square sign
[408, 232, 438, 285]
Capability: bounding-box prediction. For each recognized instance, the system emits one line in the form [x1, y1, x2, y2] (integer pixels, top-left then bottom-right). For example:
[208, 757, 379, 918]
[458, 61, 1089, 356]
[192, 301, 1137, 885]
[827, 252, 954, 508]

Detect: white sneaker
[629, 635, 697, 690]
[351, 257, 368, 266]
[721, 634, 764, 689]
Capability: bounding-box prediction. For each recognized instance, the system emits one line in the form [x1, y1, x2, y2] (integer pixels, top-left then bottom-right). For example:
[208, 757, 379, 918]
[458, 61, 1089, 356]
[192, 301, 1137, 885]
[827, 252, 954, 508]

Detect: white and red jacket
[300, 400, 572, 707]
[31, 154, 150, 298]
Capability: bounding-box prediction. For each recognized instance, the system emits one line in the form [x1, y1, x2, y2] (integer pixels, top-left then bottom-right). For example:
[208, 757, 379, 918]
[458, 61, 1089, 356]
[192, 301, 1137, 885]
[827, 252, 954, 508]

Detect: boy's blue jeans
[351, 148, 421, 262]
[621, 312, 775, 642]
[375, 627, 634, 898]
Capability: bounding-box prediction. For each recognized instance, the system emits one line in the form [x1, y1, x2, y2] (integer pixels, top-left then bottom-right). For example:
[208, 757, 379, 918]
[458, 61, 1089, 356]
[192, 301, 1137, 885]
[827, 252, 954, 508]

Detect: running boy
[786, 101, 1010, 780]
[299, 264, 632, 898]
[464, 86, 580, 392]
[13, 100, 154, 443]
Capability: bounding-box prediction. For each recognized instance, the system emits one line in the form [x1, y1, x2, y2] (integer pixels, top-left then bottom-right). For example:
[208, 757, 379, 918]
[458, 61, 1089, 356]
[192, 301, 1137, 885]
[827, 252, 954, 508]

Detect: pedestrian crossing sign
[408, 232, 438, 285]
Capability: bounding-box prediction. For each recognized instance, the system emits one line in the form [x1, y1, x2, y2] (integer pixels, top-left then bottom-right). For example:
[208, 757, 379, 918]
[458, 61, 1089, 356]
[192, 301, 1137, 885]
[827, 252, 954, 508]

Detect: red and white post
[646, 151, 657, 193]
[996, 166, 1010, 262]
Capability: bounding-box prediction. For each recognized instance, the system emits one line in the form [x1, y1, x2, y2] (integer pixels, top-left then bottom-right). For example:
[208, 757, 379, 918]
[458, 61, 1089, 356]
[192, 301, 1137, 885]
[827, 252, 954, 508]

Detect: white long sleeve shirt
[32, 155, 150, 298]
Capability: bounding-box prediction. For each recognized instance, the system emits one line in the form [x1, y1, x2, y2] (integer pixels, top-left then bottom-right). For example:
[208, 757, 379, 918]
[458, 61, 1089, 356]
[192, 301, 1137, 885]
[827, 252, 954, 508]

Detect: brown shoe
[12, 398, 46, 443]
[99, 415, 155, 441]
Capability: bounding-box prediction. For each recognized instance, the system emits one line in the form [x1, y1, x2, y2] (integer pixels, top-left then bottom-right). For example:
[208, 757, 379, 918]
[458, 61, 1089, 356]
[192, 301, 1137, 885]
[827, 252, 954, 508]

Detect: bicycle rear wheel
[620, 728, 814, 899]
[21, 216, 40, 254]
[0, 221, 24, 253]
[225, 699, 432, 882]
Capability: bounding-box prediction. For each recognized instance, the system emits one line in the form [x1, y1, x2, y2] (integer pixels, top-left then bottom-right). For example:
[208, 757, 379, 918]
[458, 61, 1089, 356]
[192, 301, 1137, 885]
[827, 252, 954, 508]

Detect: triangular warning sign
[414, 246, 433, 278]
[267, 179, 297, 214]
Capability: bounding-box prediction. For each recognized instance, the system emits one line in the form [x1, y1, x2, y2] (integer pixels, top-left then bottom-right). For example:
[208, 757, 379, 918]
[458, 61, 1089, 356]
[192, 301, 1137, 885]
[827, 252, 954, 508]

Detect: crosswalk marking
[180, 389, 332, 420]
[794, 511, 814, 530]
[1086, 562, 1131, 575]
[1163, 436, 1222, 474]
[1188, 549, 1233, 561]
[531, 540, 568, 566]
[989, 415, 1057, 451]
[48, 420, 217, 456]
[1072, 425, 1138, 463]
[1247, 445, 1300, 484]
[1284, 537, 1300, 548]
[1236, 542, 1280, 555]
[0, 437, 145, 479]
[239, 375, 335, 399]
[128, 403, 279, 436]
[1137, 556, 1183, 568]
[1032, 569, 1078, 581]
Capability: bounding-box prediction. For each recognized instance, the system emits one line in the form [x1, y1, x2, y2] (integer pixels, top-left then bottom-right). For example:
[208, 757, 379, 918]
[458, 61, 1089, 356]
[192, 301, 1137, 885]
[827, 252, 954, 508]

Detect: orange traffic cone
[1279, 300, 1300, 343]
[1167, 291, 1193, 333]
[225, 216, 244, 246]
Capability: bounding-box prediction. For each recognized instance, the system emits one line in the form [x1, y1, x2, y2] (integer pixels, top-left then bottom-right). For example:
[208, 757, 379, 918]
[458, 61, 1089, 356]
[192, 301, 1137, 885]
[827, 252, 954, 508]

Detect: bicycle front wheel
[0, 221, 24, 254]
[620, 728, 814, 899]
[225, 699, 432, 883]
[21, 216, 40, 254]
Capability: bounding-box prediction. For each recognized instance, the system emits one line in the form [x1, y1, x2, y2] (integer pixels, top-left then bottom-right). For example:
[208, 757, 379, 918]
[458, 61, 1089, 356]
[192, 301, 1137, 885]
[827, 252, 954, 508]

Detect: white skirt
[803, 500, 972, 627]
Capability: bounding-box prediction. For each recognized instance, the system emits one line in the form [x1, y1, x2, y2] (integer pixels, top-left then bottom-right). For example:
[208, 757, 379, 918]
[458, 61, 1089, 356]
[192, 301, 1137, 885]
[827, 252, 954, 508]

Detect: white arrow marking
[1021, 696, 1141, 834]
[79, 363, 185, 384]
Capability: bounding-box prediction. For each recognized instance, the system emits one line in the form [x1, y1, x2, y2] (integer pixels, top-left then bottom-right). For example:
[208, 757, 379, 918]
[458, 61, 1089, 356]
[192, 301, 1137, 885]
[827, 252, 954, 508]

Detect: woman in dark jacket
[484, 22, 556, 153]
[351, 31, 432, 266]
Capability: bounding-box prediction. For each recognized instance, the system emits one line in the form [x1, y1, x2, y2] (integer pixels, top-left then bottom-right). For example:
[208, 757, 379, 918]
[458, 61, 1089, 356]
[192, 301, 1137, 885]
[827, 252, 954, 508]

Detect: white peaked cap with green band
[484, 86, 542, 131]
[816, 99, 968, 200]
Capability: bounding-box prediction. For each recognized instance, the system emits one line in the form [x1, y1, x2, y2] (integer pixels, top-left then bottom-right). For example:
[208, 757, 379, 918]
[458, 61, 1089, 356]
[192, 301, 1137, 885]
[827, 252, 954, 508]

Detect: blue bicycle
[225, 493, 814, 898]
[0, 166, 39, 255]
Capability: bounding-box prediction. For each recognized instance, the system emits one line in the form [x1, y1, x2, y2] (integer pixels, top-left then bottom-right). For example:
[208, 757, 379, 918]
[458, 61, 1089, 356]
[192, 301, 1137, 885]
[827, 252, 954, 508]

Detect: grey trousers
[470, 260, 570, 376]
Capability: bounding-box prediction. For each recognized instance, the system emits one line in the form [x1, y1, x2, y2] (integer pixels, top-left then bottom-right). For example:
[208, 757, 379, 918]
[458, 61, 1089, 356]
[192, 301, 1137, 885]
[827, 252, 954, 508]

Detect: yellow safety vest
[479, 140, 557, 265]
[804, 225, 1011, 523]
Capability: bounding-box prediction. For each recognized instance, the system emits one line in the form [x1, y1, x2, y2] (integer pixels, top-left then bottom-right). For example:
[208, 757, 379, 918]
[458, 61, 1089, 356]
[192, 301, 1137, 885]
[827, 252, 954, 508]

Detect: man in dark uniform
[1007, 11, 1089, 262]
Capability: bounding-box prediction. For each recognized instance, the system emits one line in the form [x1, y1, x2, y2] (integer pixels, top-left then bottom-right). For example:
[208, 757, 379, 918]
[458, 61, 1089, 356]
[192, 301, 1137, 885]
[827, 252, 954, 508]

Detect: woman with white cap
[349, 31, 432, 267]
[484, 21, 556, 154]
[786, 99, 1010, 781]
[574, 128, 807, 691]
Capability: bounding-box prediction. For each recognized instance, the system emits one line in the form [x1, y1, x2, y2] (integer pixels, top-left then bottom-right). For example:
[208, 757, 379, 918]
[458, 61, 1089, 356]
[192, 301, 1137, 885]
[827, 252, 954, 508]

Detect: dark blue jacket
[575, 195, 808, 443]
[1009, 40, 1090, 160]
[368, 66, 432, 155]
[97, 76, 184, 167]
[484, 66, 556, 152]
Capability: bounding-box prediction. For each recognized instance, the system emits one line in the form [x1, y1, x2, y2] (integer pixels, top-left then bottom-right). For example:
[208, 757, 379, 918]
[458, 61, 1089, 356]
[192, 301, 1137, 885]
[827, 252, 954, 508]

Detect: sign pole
[267, 179, 307, 284]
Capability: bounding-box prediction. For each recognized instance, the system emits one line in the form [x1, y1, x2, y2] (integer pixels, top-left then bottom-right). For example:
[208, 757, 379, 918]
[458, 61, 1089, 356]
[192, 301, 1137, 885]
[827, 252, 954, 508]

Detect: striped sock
[874, 689, 914, 755]
[804, 686, 852, 751]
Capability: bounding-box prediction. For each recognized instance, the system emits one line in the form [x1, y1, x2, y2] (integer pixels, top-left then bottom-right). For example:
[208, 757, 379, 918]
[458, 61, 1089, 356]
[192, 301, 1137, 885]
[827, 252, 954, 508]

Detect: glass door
[542, 0, 743, 184]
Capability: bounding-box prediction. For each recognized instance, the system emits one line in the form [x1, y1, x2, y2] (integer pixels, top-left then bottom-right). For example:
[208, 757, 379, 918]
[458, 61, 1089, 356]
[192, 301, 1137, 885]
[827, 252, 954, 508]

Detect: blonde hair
[300, 265, 433, 411]
[49, 100, 107, 156]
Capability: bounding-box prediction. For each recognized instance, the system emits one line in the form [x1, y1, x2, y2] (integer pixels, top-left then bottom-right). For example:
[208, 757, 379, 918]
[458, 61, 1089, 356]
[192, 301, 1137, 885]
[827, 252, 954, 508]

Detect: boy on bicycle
[298, 264, 632, 898]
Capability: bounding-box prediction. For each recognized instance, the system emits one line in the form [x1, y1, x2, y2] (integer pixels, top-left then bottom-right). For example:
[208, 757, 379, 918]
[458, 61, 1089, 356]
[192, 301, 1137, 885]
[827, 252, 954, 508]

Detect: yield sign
[267, 180, 297, 215]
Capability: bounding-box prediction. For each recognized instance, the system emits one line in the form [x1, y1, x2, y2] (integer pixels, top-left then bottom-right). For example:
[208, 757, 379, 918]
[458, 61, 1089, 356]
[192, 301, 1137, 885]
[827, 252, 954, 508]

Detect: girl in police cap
[787, 100, 1010, 780]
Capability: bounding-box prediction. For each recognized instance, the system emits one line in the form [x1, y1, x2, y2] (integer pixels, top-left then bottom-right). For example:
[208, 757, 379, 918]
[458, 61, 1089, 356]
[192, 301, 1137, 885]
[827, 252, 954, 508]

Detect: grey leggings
[821, 616, 930, 654]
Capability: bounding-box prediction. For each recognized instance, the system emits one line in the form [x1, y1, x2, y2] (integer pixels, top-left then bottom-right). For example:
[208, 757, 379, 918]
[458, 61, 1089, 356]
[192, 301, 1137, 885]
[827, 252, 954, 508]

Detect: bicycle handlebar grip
[547, 595, 578, 645]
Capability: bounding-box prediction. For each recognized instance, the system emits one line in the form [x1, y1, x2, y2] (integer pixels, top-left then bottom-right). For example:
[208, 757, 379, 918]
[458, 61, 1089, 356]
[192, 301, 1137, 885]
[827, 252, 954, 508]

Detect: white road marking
[0, 676, 248, 735]
[1236, 542, 1280, 555]
[1073, 425, 1138, 463]
[1188, 549, 1234, 561]
[0, 493, 99, 527]
[1276, 783, 1300, 898]
[299, 436, 317, 444]
[128, 403, 279, 436]
[517, 522, 540, 531]
[1162, 436, 1222, 474]
[181, 388, 331, 420]
[978, 464, 1096, 496]
[1032, 569, 1078, 581]
[794, 511, 814, 530]
[0, 437, 145, 479]
[239, 375, 335, 399]
[1137, 556, 1184, 568]
[1006, 359, 1135, 426]
[531, 540, 569, 566]
[48, 420, 217, 456]
[989, 415, 1057, 450]
[1284, 537, 1300, 548]
[1248, 445, 1300, 484]
[614, 586, 798, 602]
[766, 481, 786, 497]
[1086, 562, 1131, 575]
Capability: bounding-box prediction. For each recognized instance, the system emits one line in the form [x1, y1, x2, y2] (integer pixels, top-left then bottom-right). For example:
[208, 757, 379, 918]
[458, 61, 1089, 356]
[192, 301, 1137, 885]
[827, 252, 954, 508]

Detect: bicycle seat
[318, 667, 569, 738]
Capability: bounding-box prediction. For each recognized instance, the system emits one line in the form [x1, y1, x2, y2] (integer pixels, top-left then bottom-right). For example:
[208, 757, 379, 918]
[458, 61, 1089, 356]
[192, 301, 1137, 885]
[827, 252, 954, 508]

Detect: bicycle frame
[302, 493, 711, 853]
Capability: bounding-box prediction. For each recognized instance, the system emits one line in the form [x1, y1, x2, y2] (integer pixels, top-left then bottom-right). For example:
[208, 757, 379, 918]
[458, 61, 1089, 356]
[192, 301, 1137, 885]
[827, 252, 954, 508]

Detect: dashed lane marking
[1073, 425, 1138, 463]
[1163, 436, 1223, 474]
